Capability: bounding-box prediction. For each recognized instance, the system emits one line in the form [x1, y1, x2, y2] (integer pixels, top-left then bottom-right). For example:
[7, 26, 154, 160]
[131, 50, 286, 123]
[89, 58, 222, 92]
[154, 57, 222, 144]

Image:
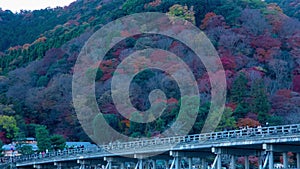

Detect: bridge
[4, 124, 300, 169]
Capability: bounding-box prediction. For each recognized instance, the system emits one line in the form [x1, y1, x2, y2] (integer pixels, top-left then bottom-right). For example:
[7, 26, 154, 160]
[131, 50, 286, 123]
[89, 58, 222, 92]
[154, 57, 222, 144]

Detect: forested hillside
[266, 0, 300, 20]
[0, 0, 300, 145]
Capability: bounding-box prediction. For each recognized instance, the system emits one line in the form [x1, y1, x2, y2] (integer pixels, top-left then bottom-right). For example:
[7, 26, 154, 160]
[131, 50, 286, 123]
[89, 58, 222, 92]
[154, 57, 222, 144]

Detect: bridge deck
[6, 124, 300, 167]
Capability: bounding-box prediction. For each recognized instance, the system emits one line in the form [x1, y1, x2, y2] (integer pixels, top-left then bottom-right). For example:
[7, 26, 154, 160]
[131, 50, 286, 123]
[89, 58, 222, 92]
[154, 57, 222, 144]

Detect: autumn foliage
[237, 118, 260, 127]
[0, 0, 300, 143]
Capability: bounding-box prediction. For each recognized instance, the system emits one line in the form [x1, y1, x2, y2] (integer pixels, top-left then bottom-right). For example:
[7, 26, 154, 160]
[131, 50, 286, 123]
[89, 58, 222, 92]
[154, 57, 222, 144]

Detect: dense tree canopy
[35, 125, 51, 152]
[0, 0, 299, 145]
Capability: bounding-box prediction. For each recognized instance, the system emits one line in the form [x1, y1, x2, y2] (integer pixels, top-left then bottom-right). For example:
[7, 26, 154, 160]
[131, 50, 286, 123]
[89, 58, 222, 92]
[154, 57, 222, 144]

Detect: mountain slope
[266, 0, 300, 20]
[0, 0, 299, 143]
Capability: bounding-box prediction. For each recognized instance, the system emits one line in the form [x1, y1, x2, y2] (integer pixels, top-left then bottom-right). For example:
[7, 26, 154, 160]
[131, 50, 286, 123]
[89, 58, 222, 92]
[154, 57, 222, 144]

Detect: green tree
[167, 4, 196, 24]
[50, 134, 66, 151]
[231, 73, 249, 119]
[237, 0, 265, 9]
[18, 145, 34, 155]
[103, 114, 120, 131]
[129, 112, 146, 137]
[191, 102, 210, 134]
[230, 72, 248, 105]
[155, 118, 165, 131]
[217, 108, 237, 131]
[250, 80, 270, 123]
[267, 115, 282, 126]
[233, 103, 248, 119]
[14, 131, 26, 143]
[25, 124, 39, 138]
[122, 0, 152, 14]
[36, 76, 49, 87]
[15, 131, 26, 152]
[0, 104, 16, 116]
[213, 0, 265, 24]
[213, 1, 242, 24]
[0, 115, 19, 139]
[35, 125, 51, 152]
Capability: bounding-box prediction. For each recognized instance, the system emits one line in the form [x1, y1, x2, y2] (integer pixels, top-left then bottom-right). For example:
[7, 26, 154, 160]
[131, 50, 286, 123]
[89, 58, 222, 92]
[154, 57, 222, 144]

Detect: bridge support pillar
[263, 143, 300, 169]
[78, 159, 104, 169]
[202, 158, 207, 169]
[258, 152, 263, 169]
[154, 160, 157, 169]
[268, 151, 274, 169]
[105, 156, 137, 169]
[211, 148, 222, 169]
[107, 161, 112, 169]
[212, 147, 261, 169]
[134, 153, 170, 169]
[33, 164, 56, 169]
[283, 152, 288, 168]
[170, 150, 212, 169]
[244, 156, 249, 169]
[120, 162, 125, 169]
[230, 155, 235, 169]
[138, 159, 143, 169]
[297, 153, 300, 169]
[175, 157, 180, 169]
[217, 155, 222, 169]
[164, 160, 168, 169]
[188, 157, 192, 169]
[54, 161, 78, 169]
[33, 165, 42, 169]
[55, 163, 62, 169]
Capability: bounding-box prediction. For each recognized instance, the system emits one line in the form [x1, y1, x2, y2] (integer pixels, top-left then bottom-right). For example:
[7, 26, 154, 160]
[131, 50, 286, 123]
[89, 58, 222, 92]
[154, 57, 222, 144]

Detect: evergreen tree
[50, 134, 66, 151]
[129, 112, 146, 137]
[230, 73, 249, 118]
[155, 118, 165, 131]
[250, 80, 270, 123]
[35, 125, 51, 152]
[230, 72, 248, 105]
[18, 145, 34, 155]
[233, 103, 248, 119]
